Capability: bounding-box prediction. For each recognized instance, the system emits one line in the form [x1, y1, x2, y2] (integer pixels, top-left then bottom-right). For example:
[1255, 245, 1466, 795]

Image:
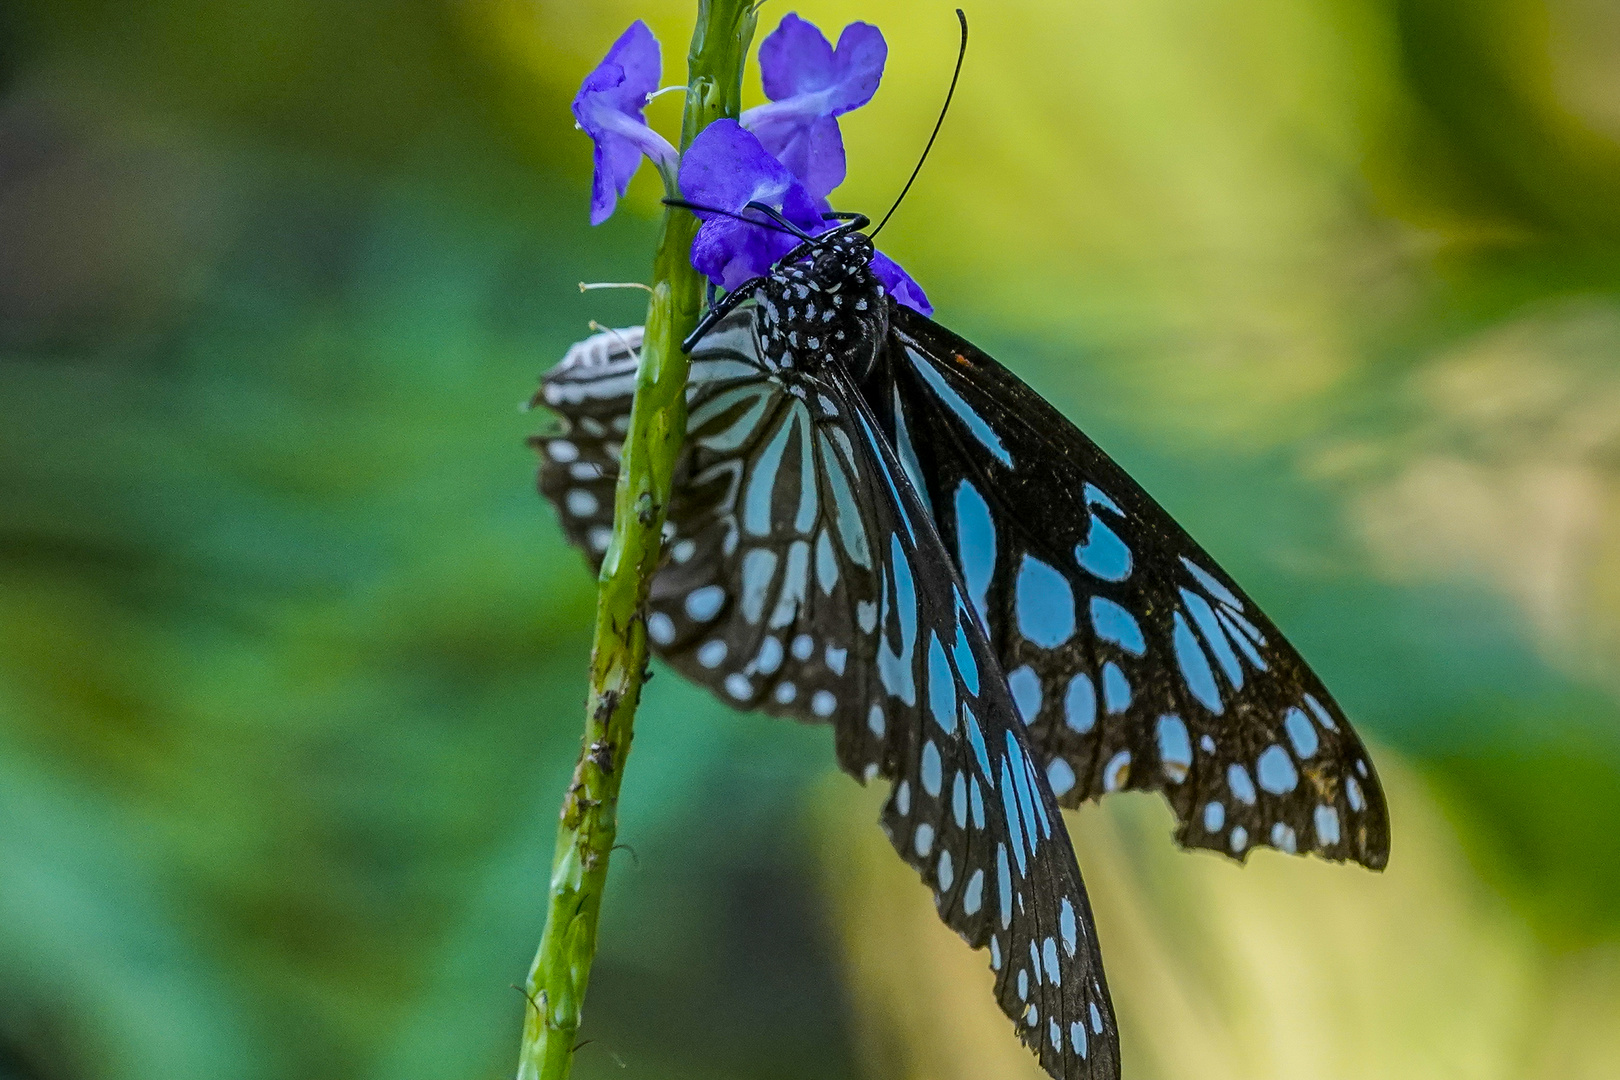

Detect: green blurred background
[3, 1, 1619, 1077]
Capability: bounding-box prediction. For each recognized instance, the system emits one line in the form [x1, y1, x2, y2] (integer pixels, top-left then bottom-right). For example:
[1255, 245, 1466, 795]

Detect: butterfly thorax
[753, 231, 889, 385]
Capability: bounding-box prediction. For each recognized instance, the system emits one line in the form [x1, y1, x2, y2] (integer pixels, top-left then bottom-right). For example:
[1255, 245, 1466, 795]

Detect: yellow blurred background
[3, 1, 1619, 1078]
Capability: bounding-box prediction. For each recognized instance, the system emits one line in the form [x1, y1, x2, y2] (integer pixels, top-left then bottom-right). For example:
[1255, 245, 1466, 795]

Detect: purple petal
[679, 120, 830, 286]
[678, 120, 797, 219]
[757, 16, 885, 113]
[742, 18, 885, 198]
[595, 20, 661, 111]
[572, 21, 677, 224]
[870, 251, 932, 315]
[758, 14, 837, 101]
[745, 111, 845, 202]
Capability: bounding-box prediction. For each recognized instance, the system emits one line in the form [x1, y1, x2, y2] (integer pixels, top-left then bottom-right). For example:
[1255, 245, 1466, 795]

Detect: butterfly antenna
[662, 198, 806, 238]
[871, 8, 968, 239]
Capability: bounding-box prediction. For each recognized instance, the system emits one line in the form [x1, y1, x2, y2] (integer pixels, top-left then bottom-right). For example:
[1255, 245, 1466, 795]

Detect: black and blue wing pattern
[870, 307, 1391, 869]
[537, 315, 1122, 1080]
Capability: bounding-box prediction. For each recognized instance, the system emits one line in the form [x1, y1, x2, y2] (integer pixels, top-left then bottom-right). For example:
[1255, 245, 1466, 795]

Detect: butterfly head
[756, 228, 887, 381]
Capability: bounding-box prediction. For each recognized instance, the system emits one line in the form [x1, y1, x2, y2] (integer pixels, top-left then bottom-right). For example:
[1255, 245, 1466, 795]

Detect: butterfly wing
[873, 306, 1390, 869]
[537, 315, 1123, 1080]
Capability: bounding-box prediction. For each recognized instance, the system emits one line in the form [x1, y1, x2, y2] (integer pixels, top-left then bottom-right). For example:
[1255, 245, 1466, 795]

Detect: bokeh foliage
[2, 1, 1619, 1078]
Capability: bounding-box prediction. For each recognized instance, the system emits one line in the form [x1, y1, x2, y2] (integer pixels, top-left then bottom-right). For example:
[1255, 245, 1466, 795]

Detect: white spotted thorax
[755, 231, 888, 384]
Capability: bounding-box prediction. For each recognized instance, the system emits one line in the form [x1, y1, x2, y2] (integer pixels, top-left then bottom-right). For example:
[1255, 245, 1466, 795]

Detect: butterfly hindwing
[870, 307, 1390, 869]
[538, 314, 1122, 1080]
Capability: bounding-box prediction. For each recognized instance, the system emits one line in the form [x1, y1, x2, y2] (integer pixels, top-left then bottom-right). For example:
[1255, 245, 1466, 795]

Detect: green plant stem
[515, 4, 756, 1080]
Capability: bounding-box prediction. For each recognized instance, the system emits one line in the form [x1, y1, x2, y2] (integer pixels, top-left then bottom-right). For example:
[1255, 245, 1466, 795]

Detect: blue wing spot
[1059, 898, 1078, 956]
[1083, 483, 1121, 515]
[1346, 776, 1365, 812]
[1090, 596, 1146, 656]
[1181, 556, 1244, 610]
[1270, 822, 1297, 853]
[1304, 692, 1339, 731]
[1156, 714, 1192, 783]
[954, 480, 996, 625]
[921, 740, 943, 797]
[1182, 588, 1242, 688]
[878, 537, 919, 705]
[927, 632, 956, 733]
[1256, 745, 1298, 794]
[1218, 608, 1267, 670]
[1173, 611, 1224, 714]
[952, 771, 968, 827]
[815, 530, 839, 594]
[996, 844, 1014, 929]
[998, 751, 1029, 874]
[686, 585, 725, 622]
[951, 603, 980, 697]
[744, 415, 794, 535]
[964, 868, 984, 915]
[970, 775, 986, 828]
[1284, 707, 1319, 758]
[1203, 801, 1225, 831]
[1015, 555, 1076, 648]
[1064, 673, 1096, 733]
[740, 548, 779, 624]
[1102, 661, 1131, 714]
[1070, 1022, 1088, 1059]
[1227, 763, 1257, 805]
[1315, 804, 1342, 845]
[906, 347, 1014, 466]
[1004, 738, 1043, 848]
[1047, 757, 1075, 797]
[1075, 515, 1132, 581]
[1007, 665, 1042, 724]
[964, 705, 993, 780]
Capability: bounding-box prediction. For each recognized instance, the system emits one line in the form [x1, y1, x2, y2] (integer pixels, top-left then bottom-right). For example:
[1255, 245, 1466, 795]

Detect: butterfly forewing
[538, 314, 1122, 1080]
[874, 307, 1390, 869]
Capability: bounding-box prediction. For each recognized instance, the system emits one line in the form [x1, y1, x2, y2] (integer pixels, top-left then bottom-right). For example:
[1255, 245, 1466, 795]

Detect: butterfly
[533, 220, 1390, 1080]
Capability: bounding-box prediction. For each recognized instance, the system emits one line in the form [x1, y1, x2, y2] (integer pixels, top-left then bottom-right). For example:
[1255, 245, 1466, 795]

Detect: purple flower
[573, 21, 679, 225]
[871, 251, 932, 316]
[678, 120, 931, 313]
[740, 15, 886, 201]
[679, 120, 828, 291]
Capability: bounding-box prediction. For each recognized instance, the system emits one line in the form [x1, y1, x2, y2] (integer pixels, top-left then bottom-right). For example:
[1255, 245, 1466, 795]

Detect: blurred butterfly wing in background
[869, 306, 1390, 868]
[537, 316, 1123, 1080]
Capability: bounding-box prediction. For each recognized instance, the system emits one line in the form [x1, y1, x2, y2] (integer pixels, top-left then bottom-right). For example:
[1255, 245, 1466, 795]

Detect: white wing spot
[565, 489, 598, 517]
